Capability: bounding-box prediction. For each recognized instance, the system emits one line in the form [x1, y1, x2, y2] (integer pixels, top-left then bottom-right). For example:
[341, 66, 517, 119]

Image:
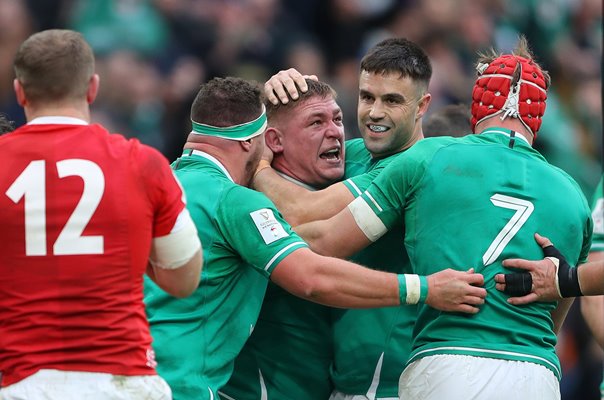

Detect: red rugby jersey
[0, 118, 185, 386]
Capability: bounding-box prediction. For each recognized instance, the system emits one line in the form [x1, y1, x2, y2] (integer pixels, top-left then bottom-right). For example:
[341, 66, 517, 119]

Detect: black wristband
[542, 245, 581, 298]
[503, 272, 533, 297]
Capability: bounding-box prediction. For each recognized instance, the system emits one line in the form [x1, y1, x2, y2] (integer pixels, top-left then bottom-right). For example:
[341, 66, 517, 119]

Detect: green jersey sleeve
[343, 138, 372, 179]
[354, 139, 446, 235]
[590, 175, 604, 252]
[217, 186, 308, 275]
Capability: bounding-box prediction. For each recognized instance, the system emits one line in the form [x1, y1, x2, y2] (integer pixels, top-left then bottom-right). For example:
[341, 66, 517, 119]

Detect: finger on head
[272, 84, 290, 104]
[301, 74, 319, 82]
[264, 83, 280, 105]
[295, 77, 308, 93]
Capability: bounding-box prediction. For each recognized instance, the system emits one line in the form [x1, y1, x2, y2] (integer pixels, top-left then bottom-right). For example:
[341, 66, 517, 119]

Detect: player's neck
[184, 142, 249, 186]
[25, 104, 90, 123]
[475, 118, 534, 145]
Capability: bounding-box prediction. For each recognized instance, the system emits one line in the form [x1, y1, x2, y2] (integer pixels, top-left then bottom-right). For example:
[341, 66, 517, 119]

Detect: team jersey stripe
[263, 241, 307, 271]
[346, 179, 362, 196]
[348, 197, 387, 242]
[364, 191, 383, 212]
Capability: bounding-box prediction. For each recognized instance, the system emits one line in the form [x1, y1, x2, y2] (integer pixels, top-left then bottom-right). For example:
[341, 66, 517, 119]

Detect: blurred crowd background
[0, 0, 601, 398]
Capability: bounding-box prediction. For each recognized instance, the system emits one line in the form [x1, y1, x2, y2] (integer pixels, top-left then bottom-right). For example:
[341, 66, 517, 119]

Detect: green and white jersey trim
[345, 179, 363, 196]
[183, 149, 234, 181]
[219, 369, 268, 400]
[408, 346, 561, 380]
[263, 242, 306, 271]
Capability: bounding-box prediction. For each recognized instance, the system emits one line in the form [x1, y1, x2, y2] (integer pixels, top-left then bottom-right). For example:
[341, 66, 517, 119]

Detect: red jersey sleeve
[135, 144, 186, 238]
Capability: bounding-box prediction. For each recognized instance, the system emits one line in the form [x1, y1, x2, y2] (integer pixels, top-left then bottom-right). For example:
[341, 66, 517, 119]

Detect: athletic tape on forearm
[543, 245, 582, 298]
[397, 274, 428, 305]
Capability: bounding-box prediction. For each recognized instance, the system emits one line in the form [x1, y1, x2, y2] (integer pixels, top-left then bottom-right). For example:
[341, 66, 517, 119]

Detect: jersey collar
[28, 116, 88, 125]
[480, 127, 530, 145]
[181, 149, 234, 182]
[275, 171, 317, 191]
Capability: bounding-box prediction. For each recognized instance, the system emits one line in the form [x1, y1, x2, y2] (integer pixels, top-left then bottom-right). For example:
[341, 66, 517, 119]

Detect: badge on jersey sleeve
[250, 208, 289, 244]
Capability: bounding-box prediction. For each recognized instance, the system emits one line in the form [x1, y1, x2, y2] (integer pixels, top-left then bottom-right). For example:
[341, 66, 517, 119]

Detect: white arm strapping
[149, 208, 201, 269]
[347, 197, 387, 243]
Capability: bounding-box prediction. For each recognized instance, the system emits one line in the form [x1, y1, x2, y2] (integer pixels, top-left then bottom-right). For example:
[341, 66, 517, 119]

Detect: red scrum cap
[471, 53, 548, 137]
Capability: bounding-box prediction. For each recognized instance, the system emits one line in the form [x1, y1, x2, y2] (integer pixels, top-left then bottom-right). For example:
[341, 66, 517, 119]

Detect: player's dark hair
[360, 38, 432, 91]
[190, 77, 264, 126]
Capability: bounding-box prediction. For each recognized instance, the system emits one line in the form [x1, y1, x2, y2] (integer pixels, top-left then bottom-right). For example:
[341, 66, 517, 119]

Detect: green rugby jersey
[354, 128, 592, 380]
[589, 175, 603, 398]
[144, 150, 307, 400]
[223, 177, 333, 400]
[590, 176, 603, 253]
[343, 138, 372, 179]
[330, 138, 416, 398]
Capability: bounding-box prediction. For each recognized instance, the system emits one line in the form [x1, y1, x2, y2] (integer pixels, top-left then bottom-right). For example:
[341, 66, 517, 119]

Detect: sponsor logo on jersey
[250, 208, 289, 244]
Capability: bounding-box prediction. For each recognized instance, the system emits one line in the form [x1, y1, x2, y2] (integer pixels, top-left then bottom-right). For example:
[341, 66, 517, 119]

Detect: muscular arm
[550, 297, 575, 334]
[295, 206, 370, 258]
[271, 247, 486, 313]
[271, 247, 399, 308]
[147, 209, 203, 297]
[580, 251, 604, 348]
[578, 257, 604, 295]
[147, 249, 203, 298]
[253, 167, 355, 226]
[293, 207, 488, 312]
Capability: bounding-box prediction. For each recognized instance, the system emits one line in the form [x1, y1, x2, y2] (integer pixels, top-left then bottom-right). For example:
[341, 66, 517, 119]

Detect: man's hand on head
[264, 68, 318, 105]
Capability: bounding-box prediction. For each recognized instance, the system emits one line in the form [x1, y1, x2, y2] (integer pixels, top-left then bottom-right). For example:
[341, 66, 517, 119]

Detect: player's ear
[13, 79, 27, 106]
[86, 74, 100, 104]
[264, 127, 284, 154]
[416, 92, 431, 120]
[240, 138, 253, 152]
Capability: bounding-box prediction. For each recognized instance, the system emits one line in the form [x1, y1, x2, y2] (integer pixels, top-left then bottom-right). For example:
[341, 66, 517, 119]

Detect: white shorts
[399, 354, 560, 400]
[329, 391, 397, 400]
[0, 369, 172, 400]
